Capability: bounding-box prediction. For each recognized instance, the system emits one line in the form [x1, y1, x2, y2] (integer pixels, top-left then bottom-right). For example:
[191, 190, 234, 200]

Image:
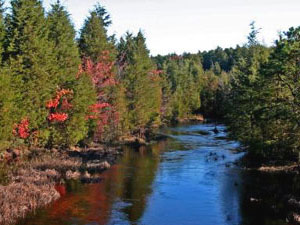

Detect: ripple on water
[17, 123, 295, 225]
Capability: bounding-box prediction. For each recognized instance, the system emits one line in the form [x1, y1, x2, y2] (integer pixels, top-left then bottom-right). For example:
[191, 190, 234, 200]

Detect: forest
[0, 0, 299, 165]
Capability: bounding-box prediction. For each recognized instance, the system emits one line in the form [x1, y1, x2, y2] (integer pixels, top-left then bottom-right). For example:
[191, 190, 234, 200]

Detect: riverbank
[0, 144, 122, 225]
[0, 129, 170, 225]
[238, 149, 300, 174]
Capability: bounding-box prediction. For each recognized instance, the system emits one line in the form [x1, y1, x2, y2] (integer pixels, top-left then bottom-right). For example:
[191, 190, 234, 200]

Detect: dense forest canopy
[0, 0, 299, 163]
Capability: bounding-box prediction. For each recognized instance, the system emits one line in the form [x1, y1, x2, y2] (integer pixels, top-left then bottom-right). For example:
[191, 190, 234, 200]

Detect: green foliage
[94, 2, 112, 28]
[65, 74, 97, 146]
[254, 26, 300, 159]
[0, 0, 5, 62]
[0, 69, 17, 151]
[200, 70, 230, 118]
[118, 32, 162, 136]
[47, 0, 80, 85]
[226, 44, 270, 144]
[45, 1, 94, 147]
[0, 0, 297, 166]
[6, 0, 57, 145]
[78, 4, 120, 142]
[78, 5, 115, 61]
[161, 56, 202, 120]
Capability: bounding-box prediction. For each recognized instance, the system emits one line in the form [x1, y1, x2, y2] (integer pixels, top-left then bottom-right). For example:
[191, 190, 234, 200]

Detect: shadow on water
[17, 123, 300, 225]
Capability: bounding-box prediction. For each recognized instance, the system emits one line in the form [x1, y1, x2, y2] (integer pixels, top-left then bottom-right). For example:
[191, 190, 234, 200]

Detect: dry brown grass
[0, 168, 60, 225]
[258, 164, 300, 173]
[0, 146, 121, 225]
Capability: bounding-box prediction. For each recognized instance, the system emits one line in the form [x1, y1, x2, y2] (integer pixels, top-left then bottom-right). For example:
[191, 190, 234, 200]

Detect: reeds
[0, 168, 60, 225]
[0, 146, 121, 225]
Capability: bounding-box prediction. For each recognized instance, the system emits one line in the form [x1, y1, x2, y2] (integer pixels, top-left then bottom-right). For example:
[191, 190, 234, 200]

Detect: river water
[18, 123, 300, 225]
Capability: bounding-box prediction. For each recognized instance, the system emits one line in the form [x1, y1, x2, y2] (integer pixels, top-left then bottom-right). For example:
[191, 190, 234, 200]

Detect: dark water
[18, 123, 300, 225]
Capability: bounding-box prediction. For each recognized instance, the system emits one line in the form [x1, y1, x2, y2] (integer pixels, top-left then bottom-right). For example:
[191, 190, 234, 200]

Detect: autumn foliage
[13, 118, 30, 139]
[80, 51, 117, 89]
[1, 1, 167, 152]
[46, 89, 73, 123]
[78, 51, 119, 140]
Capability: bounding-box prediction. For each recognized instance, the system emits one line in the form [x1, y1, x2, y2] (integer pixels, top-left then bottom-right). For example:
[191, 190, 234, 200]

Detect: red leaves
[89, 103, 110, 110]
[47, 89, 73, 123]
[86, 103, 110, 120]
[46, 89, 73, 110]
[78, 51, 119, 140]
[86, 103, 112, 138]
[46, 99, 59, 109]
[61, 98, 73, 111]
[78, 51, 117, 89]
[13, 118, 30, 139]
[48, 113, 68, 122]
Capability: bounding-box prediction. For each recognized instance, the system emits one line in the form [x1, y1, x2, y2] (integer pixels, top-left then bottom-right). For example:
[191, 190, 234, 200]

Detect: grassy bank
[0, 144, 122, 225]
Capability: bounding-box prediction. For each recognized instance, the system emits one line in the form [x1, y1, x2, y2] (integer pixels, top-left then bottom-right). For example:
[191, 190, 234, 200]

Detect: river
[18, 123, 300, 225]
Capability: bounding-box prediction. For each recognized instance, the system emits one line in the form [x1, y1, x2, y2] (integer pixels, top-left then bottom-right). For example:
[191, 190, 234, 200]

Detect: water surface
[18, 123, 299, 225]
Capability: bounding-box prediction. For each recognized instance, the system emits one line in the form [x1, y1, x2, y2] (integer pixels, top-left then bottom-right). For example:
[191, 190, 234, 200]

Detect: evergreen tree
[47, 0, 80, 85]
[66, 73, 97, 146]
[226, 22, 270, 152]
[247, 21, 261, 46]
[6, 0, 57, 146]
[94, 2, 112, 28]
[0, 69, 17, 151]
[162, 56, 202, 120]
[118, 32, 162, 137]
[200, 69, 220, 117]
[0, 0, 5, 62]
[78, 5, 115, 61]
[0, 1, 12, 152]
[46, 0, 96, 147]
[258, 26, 300, 159]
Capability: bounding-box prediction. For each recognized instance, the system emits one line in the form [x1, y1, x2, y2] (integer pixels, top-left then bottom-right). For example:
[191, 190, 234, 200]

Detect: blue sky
[7, 0, 300, 55]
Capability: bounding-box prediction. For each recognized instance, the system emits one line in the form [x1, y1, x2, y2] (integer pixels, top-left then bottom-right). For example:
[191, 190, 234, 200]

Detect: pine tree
[162, 56, 202, 120]
[66, 73, 97, 146]
[226, 22, 270, 151]
[47, 0, 80, 85]
[0, 0, 5, 62]
[46, 0, 97, 146]
[118, 32, 162, 137]
[6, 0, 57, 146]
[259, 26, 300, 159]
[0, 68, 17, 151]
[78, 5, 115, 62]
[94, 3, 112, 28]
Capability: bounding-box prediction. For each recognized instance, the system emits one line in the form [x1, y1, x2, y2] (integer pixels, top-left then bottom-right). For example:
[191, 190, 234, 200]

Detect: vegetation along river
[18, 123, 300, 225]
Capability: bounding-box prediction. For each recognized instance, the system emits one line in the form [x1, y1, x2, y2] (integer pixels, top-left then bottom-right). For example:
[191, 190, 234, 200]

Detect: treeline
[0, 0, 164, 152]
[153, 22, 300, 162]
[0, 0, 204, 153]
[0, 0, 299, 163]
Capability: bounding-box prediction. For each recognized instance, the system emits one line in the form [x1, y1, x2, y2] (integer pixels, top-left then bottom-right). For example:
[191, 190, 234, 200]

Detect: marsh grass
[0, 146, 121, 225]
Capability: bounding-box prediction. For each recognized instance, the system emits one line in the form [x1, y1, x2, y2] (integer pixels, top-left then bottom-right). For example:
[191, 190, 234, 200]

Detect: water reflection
[18, 140, 171, 225]
[17, 123, 299, 225]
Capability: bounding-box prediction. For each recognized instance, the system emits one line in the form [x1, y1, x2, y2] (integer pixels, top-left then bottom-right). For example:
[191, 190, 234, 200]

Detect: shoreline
[2, 118, 299, 225]
[0, 130, 170, 225]
[0, 144, 122, 225]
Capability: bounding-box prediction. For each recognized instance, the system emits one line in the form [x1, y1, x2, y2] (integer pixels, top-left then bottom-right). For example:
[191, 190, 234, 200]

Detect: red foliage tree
[13, 118, 30, 139]
[78, 51, 119, 139]
[46, 89, 73, 123]
[48, 113, 69, 122]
